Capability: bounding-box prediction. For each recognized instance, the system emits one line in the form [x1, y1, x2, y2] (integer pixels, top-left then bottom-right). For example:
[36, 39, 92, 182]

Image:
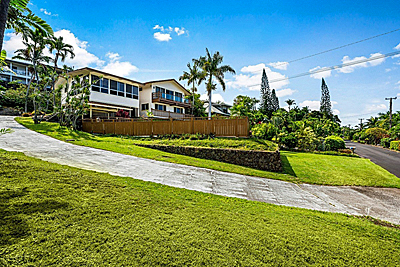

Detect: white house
[1, 59, 34, 84]
[139, 79, 192, 119]
[56, 67, 141, 119]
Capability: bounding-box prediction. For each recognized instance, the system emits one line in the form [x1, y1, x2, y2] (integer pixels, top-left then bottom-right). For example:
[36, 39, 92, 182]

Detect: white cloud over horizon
[100, 52, 139, 77]
[309, 66, 332, 79]
[153, 25, 187, 41]
[200, 93, 225, 103]
[227, 63, 289, 91]
[299, 100, 339, 115]
[276, 88, 296, 97]
[338, 53, 385, 73]
[40, 8, 58, 16]
[395, 43, 400, 50]
[268, 61, 289, 70]
[365, 103, 387, 113]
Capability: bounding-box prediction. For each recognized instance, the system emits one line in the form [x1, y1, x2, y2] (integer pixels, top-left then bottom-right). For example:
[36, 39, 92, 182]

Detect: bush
[0, 84, 34, 111]
[21, 112, 32, 117]
[251, 123, 276, 140]
[281, 133, 298, 149]
[381, 138, 392, 148]
[364, 127, 388, 145]
[390, 141, 400, 151]
[324, 136, 345, 151]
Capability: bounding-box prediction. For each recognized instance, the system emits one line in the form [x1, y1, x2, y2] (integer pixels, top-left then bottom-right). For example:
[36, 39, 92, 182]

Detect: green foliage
[320, 78, 332, 115]
[0, 128, 12, 135]
[324, 136, 345, 151]
[380, 138, 392, 148]
[0, 83, 34, 111]
[2, 149, 400, 266]
[185, 93, 206, 117]
[364, 127, 388, 145]
[281, 132, 298, 149]
[390, 141, 400, 151]
[251, 123, 276, 140]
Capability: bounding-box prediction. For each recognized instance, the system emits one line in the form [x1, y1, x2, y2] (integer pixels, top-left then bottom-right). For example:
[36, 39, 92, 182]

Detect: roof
[204, 103, 231, 116]
[66, 67, 144, 85]
[5, 58, 62, 71]
[144, 79, 191, 95]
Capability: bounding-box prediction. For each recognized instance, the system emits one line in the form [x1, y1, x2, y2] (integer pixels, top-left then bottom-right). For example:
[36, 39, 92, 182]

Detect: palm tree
[179, 62, 205, 115]
[366, 116, 378, 128]
[194, 48, 235, 118]
[1, 0, 53, 52]
[13, 28, 51, 113]
[49, 35, 75, 107]
[285, 99, 295, 111]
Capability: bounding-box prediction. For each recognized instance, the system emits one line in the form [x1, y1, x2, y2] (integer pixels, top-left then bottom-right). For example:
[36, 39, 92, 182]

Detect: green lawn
[16, 117, 400, 188]
[1, 149, 400, 266]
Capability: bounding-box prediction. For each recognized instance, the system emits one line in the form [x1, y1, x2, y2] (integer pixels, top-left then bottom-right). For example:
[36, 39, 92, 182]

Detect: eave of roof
[143, 78, 191, 95]
[66, 67, 144, 85]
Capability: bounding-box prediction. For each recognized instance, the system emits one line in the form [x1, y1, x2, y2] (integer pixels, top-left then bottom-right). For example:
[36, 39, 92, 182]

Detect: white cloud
[338, 53, 385, 73]
[276, 88, 296, 97]
[365, 104, 387, 113]
[333, 109, 340, 115]
[153, 32, 172, 42]
[105, 52, 121, 62]
[395, 43, 400, 50]
[200, 93, 225, 103]
[40, 8, 58, 16]
[227, 63, 289, 91]
[268, 61, 289, 70]
[101, 61, 139, 77]
[174, 27, 186, 36]
[309, 66, 332, 79]
[3, 32, 25, 58]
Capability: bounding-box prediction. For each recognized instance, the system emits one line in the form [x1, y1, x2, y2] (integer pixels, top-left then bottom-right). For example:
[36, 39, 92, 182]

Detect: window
[126, 84, 132, 98]
[132, 85, 138, 99]
[175, 92, 183, 103]
[117, 82, 125, 96]
[174, 107, 183, 114]
[155, 104, 166, 111]
[141, 103, 149, 111]
[166, 89, 174, 100]
[91, 75, 100, 92]
[100, 78, 109, 94]
[109, 80, 117, 95]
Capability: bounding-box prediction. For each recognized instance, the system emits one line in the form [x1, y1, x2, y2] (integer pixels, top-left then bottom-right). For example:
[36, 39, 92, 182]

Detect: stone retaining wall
[137, 144, 282, 172]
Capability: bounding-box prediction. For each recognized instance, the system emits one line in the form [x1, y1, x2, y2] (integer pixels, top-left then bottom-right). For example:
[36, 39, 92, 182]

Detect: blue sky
[3, 0, 400, 125]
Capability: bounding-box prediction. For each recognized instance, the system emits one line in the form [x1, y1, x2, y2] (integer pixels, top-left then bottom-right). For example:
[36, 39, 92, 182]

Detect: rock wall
[137, 144, 282, 172]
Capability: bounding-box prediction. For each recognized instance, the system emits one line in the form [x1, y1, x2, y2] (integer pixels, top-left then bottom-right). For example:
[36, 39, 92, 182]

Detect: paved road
[1, 116, 400, 225]
[346, 141, 400, 178]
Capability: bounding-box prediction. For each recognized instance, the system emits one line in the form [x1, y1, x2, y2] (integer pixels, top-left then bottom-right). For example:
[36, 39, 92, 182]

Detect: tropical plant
[285, 99, 295, 111]
[179, 62, 205, 115]
[324, 136, 345, 151]
[320, 78, 332, 115]
[193, 48, 235, 118]
[0, 128, 12, 135]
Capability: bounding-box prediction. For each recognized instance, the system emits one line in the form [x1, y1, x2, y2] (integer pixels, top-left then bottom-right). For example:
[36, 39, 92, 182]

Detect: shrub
[390, 141, 400, 151]
[21, 112, 32, 117]
[281, 133, 298, 149]
[364, 127, 388, 145]
[338, 149, 352, 154]
[380, 138, 392, 148]
[324, 135, 345, 151]
[251, 123, 276, 140]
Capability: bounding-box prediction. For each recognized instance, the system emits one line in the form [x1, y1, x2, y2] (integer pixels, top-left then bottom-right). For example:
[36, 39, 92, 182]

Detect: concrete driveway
[346, 141, 400, 178]
[1, 116, 400, 225]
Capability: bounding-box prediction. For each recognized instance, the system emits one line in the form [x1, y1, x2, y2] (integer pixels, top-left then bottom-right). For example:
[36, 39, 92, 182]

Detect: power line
[247, 50, 400, 87]
[270, 27, 400, 68]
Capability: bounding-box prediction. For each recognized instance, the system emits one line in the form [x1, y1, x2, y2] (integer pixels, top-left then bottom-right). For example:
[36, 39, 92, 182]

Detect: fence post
[131, 119, 134, 136]
[102, 119, 105, 135]
[151, 119, 153, 136]
[191, 117, 194, 134]
[235, 117, 239, 137]
[91, 119, 93, 133]
[170, 118, 173, 134]
[212, 117, 215, 135]
[113, 119, 116, 135]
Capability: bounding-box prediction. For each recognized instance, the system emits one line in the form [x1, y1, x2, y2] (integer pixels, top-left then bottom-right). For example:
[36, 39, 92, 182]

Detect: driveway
[346, 141, 400, 178]
[1, 116, 400, 225]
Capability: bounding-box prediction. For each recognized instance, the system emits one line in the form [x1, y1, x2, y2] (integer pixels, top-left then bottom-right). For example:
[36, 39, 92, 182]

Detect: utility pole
[359, 118, 364, 130]
[385, 97, 397, 129]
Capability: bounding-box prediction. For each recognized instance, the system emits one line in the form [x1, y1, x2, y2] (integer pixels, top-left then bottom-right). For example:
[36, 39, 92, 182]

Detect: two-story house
[139, 79, 191, 119]
[55, 68, 192, 120]
[1, 59, 32, 84]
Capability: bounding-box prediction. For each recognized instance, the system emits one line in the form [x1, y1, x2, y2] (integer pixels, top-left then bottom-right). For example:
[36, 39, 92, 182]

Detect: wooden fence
[82, 117, 249, 137]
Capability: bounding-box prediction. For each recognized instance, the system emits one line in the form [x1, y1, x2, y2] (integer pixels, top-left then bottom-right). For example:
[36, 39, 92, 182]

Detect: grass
[129, 136, 278, 151]
[1, 149, 400, 266]
[16, 117, 400, 188]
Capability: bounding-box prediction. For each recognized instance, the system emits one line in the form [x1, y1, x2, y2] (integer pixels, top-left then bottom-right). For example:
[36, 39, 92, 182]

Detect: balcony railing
[152, 92, 191, 108]
[151, 108, 193, 119]
[3, 69, 27, 76]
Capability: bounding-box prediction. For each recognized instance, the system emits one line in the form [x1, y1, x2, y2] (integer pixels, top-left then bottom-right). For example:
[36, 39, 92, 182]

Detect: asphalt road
[346, 141, 400, 178]
[1, 116, 400, 224]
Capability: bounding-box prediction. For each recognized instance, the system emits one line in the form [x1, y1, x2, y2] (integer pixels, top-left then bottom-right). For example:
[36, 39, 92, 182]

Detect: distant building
[0, 59, 32, 84]
[203, 101, 232, 117]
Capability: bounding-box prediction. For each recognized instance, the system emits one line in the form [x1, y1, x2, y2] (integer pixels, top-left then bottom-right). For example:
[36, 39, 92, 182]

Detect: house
[1, 59, 32, 84]
[139, 79, 192, 119]
[56, 67, 141, 119]
[203, 101, 232, 117]
[55, 68, 192, 120]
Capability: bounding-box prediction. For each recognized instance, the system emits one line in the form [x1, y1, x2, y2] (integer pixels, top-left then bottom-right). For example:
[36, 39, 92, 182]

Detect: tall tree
[193, 48, 235, 118]
[13, 28, 51, 113]
[285, 99, 295, 111]
[48, 35, 75, 107]
[320, 78, 332, 115]
[259, 68, 272, 114]
[0, 0, 11, 52]
[271, 89, 279, 111]
[179, 62, 205, 115]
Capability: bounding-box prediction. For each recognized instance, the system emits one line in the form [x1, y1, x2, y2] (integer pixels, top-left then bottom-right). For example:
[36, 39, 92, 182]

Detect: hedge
[389, 141, 400, 151]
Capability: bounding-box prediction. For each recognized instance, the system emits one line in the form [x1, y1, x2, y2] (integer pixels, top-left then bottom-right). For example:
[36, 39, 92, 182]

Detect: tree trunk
[0, 0, 11, 52]
[208, 90, 212, 119]
[25, 73, 34, 113]
[192, 83, 195, 116]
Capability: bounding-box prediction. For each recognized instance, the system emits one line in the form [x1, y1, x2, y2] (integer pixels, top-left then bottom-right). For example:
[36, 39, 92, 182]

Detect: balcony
[151, 108, 193, 119]
[152, 92, 191, 108]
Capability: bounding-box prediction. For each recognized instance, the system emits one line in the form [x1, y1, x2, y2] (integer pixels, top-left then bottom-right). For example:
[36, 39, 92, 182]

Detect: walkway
[346, 141, 400, 178]
[1, 116, 400, 225]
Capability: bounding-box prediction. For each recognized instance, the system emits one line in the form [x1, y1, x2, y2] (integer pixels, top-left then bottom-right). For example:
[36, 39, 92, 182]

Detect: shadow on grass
[281, 154, 296, 177]
[0, 188, 68, 246]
